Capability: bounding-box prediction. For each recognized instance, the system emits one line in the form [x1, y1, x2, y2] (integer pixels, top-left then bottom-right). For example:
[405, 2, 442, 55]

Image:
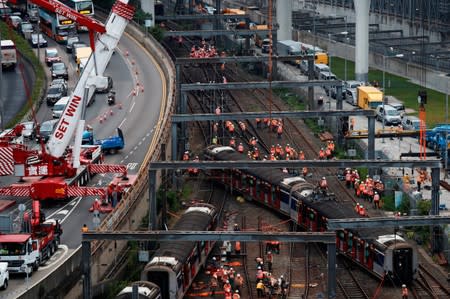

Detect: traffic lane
[4, 245, 73, 299]
[115, 32, 164, 168]
[1, 62, 32, 126]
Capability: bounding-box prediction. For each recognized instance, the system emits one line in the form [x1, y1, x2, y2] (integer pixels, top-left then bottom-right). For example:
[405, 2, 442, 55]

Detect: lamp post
[382, 53, 404, 142]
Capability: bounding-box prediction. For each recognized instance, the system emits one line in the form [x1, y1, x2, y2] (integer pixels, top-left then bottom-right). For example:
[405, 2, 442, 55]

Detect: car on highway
[261, 39, 271, 53]
[375, 104, 402, 126]
[344, 80, 363, 105]
[52, 96, 69, 119]
[46, 82, 68, 105]
[402, 115, 421, 131]
[95, 76, 113, 93]
[36, 119, 58, 143]
[20, 121, 37, 141]
[329, 81, 346, 99]
[66, 36, 80, 53]
[389, 102, 406, 118]
[19, 21, 34, 40]
[6, 15, 22, 30]
[50, 62, 69, 80]
[45, 48, 62, 66]
[0, 262, 8, 290]
[30, 33, 48, 48]
[71, 41, 88, 61]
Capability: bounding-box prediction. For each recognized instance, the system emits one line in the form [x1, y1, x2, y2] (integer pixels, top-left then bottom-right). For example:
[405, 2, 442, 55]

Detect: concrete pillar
[140, 0, 155, 25]
[353, 0, 370, 83]
[276, 0, 292, 41]
[327, 242, 336, 299]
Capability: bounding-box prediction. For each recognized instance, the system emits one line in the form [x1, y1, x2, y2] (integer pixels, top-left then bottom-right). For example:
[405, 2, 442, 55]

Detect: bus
[39, 7, 76, 43]
[1, 39, 17, 70]
[60, 0, 94, 31]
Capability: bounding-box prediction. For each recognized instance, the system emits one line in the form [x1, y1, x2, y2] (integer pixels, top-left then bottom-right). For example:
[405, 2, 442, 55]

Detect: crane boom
[46, 0, 134, 158]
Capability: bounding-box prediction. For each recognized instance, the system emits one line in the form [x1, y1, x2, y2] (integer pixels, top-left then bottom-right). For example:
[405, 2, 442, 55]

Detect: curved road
[2, 28, 164, 298]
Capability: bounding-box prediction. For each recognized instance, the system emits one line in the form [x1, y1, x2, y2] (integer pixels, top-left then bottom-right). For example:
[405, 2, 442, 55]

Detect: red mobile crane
[0, 0, 135, 201]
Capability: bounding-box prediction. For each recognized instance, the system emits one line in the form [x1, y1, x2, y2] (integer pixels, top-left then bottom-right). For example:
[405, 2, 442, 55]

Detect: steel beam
[156, 14, 249, 21]
[370, 35, 428, 42]
[180, 80, 342, 91]
[149, 160, 441, 169]
[327, 242, 336, 299]
[327, 216, 450, 230]
[164, 29, 274, 37]
[82, 231, 336, 243]
[172, 110, 376, 122]
[175, 55, 313, 65]
[345, 130, 421, 139]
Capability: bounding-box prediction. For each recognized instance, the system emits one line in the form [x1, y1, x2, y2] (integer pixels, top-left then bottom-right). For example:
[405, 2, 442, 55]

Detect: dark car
[50, 62, 69, 80]
[19, 21, 34, 40]
[36, 119, 58, 143]
[71, 42, 88, 61]
[30, 33, 48, 48]
[66, 36, 80, 53]
[45, 48, 62, 66]
[20, 121, 37, 140]
[46, 82, 68, 105]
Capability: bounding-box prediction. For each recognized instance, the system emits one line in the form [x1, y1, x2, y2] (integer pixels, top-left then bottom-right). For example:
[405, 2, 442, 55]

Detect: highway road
[0, 57, 33, 127]
[2, 26, 164, 297]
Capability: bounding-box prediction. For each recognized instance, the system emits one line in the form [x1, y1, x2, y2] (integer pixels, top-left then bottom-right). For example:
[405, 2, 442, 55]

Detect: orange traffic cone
[99, 116, 103, 123]
[118, 102, 122, 109]
[110, 109, 114, 115]
[125, 50, 129, 56]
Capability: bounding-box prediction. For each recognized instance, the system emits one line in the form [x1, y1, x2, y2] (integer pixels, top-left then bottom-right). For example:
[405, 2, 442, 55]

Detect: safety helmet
[258, 266, 261, 270]
[226, 280, 229, 283]
[375, 191, 377, 194]
[402, 284, 406, 288]
[237, 273, 240, 277]
[235, 290, 239, 293]
[212, 257, 216, 260]
[321, 148, 324, 150]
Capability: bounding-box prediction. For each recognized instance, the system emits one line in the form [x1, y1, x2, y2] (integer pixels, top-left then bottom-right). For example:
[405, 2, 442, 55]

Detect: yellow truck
[75, 46, 92, 73]
[357, 86, 383, 109]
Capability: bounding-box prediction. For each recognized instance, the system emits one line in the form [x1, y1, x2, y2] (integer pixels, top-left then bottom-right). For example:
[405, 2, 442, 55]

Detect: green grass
[1, 22, 46, 128]
[330, 56, 447, 127]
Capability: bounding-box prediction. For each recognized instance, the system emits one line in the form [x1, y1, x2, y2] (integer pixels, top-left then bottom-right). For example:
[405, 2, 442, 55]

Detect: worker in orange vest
[325, 147, 332, 159]
[229, 137, 236, 148]
[256, 118, 261, 128]
[318, 177, 328, 193]
[358, 181, 365, 198]
[318, 148, 325, 160]
[299, 150, 305, 160]
[302, 167, 308, 177]
[235, 241, 241, 255]
[355, 203, 360, 214]
[277, 124, 283, 139]
[373, 191, 381, 209]
[81, 224, 89, 232]
[182, 151, 189, 161]
[239, 121, 246, 132]
[232, 290, 240, 299]
[359, 205, 366, 217]
[237, 143, 244, 153]
[401, 284, 408, 299]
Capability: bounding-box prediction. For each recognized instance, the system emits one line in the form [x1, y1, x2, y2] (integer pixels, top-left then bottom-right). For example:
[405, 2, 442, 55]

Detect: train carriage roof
[151, 209, 214, 266]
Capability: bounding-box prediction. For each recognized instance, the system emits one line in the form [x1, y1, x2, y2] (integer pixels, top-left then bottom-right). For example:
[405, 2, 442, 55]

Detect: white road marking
[60, 197, 83, 223]
[39, 245, 69, 270]
[118, 118, 126, 128]
[47, 197, 80, 219]
[129, 101, 136, 112]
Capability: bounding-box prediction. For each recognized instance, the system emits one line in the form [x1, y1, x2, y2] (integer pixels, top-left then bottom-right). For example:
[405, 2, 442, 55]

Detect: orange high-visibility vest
[238, 144, 244, 153]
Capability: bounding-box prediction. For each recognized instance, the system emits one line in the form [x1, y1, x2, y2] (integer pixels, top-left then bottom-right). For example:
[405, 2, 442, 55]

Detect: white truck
[277, 40, 302, 66]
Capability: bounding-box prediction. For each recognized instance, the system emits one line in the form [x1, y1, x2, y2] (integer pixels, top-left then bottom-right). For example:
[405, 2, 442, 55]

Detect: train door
[296, 201, 304, 226]
[264, 182, 272, 205]
[183, 264, 190, 288]
[366, 244, 374, 270]
[272, 186, 280, 210]
[337, 231, 345, 252]
[232, 170, 242, 190]
[318, 216, 327, 232]
[145, 270, 171, 299]
[357, 239, 365, 263]
[393, 247, 413, 283]
[280, 189, 290, 214]
[351, 234, 357, 259]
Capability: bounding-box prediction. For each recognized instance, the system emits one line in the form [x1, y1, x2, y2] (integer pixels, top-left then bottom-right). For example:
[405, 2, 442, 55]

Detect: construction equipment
[0, 200, 62, 275]
[0, 0, 135, 200]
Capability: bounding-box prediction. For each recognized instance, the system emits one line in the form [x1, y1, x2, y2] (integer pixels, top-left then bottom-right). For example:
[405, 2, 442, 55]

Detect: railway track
[411, 264, 450, 299]
[336, 259, 371, 299]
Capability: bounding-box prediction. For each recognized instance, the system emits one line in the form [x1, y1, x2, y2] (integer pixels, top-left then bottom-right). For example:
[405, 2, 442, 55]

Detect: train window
[348, 232, 353, 249]
[177, 273, 183, 290]
[309, 212, 315, 220]
[280, 190, 289, 203]
[374, 250, 384, 265]
[338, 231, 345, 239]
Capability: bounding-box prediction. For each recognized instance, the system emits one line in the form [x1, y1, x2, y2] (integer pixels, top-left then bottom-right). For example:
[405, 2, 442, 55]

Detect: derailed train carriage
[140, 203, 218, 299]
[204, 145, 417, 283]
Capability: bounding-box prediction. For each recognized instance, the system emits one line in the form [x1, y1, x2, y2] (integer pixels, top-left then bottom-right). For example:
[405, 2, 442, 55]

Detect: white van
[314, 63, 330, 79]
[52, 96, 70, 119]
[1, 40, 17, 69]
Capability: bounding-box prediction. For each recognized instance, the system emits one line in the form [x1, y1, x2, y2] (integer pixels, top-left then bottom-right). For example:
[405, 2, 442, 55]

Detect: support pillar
[336, 85, 343, 146]
[431, 167, 441, 253]
[272, 32, 278, 79]
[327, 242, 336, 299]
[161, 144, 167, 230]
[367, 116, 376, 176]
[171, 123, 178, 164]
[307, 58, 315, 110]
[180, 93, 188, 151]
[82, 241, 91, 299]
[353, 0, 369, 83]
[276, 0, 292, 41]
[148, 170, 157, 230]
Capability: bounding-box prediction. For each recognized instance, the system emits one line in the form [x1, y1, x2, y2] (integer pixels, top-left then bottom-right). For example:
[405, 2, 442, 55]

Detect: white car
[0, 262, 8, 290]
[30, 33, 48, 48]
